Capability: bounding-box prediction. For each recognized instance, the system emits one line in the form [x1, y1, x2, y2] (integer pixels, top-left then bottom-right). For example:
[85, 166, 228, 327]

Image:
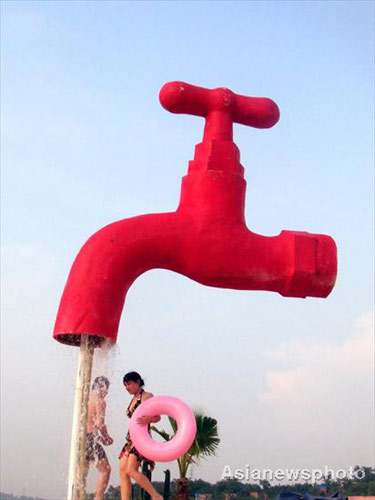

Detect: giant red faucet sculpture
[54, 81, 337, 347]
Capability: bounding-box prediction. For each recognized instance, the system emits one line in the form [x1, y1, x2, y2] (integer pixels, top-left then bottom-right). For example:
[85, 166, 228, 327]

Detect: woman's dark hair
[123, 371, 144, 387]
[92, 376, 110, 391]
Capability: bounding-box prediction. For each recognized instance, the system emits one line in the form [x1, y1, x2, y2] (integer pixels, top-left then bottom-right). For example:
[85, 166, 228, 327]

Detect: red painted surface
[54, 82, 337, 346]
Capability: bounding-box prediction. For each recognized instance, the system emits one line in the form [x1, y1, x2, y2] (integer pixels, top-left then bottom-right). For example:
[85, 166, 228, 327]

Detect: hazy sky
[1, 1, 374, 498]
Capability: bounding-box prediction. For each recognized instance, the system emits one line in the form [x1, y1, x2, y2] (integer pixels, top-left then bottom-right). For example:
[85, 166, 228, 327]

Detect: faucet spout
[53, 82, 337, 347]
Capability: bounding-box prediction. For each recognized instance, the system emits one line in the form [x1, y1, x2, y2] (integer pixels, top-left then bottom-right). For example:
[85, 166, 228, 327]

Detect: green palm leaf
[189, 413, 220, 458]
[152, 411, 220, 479]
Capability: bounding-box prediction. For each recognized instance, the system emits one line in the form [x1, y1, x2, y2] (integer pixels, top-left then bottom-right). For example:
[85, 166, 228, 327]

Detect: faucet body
[54, 82, 337, 346]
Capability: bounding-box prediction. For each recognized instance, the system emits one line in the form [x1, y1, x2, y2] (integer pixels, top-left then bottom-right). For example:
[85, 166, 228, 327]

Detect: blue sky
[1, 1, 374, 498]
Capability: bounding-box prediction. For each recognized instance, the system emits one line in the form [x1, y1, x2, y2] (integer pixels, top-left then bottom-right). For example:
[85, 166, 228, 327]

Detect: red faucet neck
[181, 130, 246, 220]
[187, 139, 244, 177]
[178, 136, 247, 224]
[203, 110, 233, 142]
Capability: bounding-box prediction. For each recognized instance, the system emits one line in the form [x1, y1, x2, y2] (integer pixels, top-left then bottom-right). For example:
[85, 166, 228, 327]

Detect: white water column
[67, 334, 94, 500]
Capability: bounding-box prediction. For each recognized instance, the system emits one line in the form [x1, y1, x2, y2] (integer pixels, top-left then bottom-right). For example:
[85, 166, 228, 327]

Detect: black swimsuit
[119, 389, 155, 470]
[86, 432, 107, 463]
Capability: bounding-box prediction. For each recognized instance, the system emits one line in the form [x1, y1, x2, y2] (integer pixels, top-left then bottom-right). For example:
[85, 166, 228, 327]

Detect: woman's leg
[95, 457, 111, 500]
[126, 454, 163, 500]
[120, 455, 132, 500]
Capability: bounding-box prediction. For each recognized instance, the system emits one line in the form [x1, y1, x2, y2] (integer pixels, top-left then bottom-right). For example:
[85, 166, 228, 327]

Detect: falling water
[67, 336, 118, 500]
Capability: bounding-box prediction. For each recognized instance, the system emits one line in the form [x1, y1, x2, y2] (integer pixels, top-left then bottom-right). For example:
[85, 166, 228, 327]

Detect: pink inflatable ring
[129, 395, 197, 462]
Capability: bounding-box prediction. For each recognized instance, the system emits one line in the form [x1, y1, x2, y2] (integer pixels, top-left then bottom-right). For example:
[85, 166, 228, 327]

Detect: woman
[119, 371, 163, 500]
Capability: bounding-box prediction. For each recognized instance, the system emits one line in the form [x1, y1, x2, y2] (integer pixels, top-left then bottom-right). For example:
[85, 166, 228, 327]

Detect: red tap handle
[159, 81, 280, 130]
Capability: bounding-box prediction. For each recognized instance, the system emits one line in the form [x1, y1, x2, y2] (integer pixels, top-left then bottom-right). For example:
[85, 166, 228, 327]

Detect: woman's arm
[149, 415, 161, 423]
[137, 392, 161, 425]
